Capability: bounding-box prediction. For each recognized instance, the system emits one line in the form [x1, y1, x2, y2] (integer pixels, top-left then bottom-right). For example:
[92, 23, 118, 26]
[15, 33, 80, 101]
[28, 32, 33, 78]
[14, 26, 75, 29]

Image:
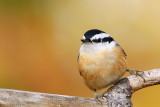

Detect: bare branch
[128, 69, 160, 92]
[0, 69, 159, 107]
[0, 89, 102, 107]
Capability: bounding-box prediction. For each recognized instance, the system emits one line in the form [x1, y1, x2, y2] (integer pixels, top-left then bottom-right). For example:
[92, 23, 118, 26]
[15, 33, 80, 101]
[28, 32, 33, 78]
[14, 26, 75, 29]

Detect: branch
[0, 69, 160, 107]
[103, 69, 160, 107]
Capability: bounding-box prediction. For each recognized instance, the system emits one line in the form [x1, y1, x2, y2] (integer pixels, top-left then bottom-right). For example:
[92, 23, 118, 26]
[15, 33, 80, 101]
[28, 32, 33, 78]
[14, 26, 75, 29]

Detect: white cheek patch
[90, 33, 111, 40]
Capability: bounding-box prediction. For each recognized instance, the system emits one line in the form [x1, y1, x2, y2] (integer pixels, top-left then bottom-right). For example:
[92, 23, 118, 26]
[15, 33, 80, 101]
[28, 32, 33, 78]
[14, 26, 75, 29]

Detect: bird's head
[81, 29, 114, 44]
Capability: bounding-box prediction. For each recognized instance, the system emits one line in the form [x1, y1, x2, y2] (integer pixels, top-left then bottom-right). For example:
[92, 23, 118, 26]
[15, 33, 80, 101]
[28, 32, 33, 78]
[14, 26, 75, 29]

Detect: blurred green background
[0, 0, 160, 106]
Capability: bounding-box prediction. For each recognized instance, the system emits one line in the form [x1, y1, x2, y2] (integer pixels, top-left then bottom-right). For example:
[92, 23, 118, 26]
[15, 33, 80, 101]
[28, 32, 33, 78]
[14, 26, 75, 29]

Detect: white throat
[79, 41, 117, 54]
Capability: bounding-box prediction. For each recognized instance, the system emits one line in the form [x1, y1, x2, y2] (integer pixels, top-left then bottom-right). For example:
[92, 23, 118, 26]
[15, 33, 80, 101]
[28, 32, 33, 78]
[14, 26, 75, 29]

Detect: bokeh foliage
[0, 0, 160, 107]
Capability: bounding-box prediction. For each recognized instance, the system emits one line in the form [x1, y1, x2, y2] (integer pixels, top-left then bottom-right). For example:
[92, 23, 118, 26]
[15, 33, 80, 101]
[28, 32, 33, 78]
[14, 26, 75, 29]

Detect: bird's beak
[81, 39, 85, 43]
[81, 39, 92, 43]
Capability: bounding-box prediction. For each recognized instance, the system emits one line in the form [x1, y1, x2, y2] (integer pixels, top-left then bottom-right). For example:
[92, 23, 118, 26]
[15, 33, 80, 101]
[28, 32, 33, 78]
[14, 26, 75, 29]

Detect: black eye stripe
[92, 38, 101, 43]
[102, 37, 114, 43]
[86, 39, 92, 43]
[91, 37, 114, 43]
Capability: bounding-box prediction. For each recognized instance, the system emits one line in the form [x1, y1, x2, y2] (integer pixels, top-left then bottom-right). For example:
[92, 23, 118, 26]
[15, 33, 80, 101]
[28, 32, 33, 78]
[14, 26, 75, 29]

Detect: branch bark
[0, 69, 160, 107]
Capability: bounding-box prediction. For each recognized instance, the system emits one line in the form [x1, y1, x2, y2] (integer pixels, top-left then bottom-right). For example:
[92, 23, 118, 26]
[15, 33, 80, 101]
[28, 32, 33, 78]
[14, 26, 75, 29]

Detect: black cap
[84, 29, 105, 39]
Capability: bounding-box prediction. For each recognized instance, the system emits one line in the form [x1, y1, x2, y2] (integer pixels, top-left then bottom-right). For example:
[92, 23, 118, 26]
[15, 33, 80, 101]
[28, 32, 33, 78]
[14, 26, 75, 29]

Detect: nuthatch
[77, 29, 127, 98]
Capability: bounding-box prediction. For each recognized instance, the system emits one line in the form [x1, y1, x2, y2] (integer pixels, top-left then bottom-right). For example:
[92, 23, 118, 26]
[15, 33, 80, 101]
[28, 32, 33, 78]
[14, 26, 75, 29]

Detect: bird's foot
[94, 92, 102, 99]
[126, 69, 145, 82]
[94, 92, 104, 105]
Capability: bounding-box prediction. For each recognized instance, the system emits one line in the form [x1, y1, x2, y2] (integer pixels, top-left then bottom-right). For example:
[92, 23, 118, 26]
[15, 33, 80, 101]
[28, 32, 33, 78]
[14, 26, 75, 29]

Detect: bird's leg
[94, 89, 103, 105]
[126, 69, 145, 82]
[94, 90, 102, 98]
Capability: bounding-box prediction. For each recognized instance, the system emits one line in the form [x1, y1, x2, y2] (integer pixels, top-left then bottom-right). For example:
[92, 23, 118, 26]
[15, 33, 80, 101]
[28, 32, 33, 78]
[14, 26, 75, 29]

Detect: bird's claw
[94, 92, 104, 105]
[127, 69, 145, 82]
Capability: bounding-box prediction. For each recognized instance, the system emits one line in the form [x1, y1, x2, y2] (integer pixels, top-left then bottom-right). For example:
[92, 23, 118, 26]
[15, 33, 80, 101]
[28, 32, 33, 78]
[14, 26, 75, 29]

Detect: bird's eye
[87, 39, 92, 43]
[97, 38, 101, 42]
[92, 39, 97, 42]
[92, 38, 101, 43]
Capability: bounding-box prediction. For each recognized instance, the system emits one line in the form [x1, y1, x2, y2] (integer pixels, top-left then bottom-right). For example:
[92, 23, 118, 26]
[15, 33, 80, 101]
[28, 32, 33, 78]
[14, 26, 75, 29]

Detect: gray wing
[115, 43, 127, 58]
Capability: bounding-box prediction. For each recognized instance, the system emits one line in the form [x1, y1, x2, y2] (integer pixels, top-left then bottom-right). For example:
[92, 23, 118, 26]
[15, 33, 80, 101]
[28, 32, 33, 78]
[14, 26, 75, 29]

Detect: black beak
[81, 39, 92, 43]
[81, 39, 85, 43]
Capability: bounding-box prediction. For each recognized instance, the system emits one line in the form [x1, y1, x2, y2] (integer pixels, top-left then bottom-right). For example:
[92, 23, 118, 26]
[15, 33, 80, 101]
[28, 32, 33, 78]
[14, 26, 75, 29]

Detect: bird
[77, 29, 127, 98]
